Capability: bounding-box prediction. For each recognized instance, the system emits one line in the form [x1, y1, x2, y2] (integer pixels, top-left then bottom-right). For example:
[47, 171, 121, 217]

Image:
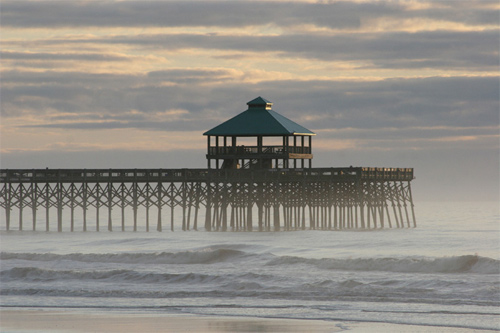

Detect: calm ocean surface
[1, 201, 499, 331]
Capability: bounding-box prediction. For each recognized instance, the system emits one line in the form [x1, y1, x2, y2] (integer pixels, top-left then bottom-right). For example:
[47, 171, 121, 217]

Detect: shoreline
[1, 308, 496, 333]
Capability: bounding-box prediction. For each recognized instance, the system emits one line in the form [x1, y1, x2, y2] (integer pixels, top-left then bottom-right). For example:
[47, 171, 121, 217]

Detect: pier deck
[1, 167, 413, 183]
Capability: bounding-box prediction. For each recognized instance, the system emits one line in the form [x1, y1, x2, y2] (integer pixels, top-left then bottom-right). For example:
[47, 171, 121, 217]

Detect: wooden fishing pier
[0, 97, 416, 232]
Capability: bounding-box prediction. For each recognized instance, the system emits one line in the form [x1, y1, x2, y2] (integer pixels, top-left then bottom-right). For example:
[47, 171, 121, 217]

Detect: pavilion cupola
[247, 96, 273, 110]
[203, 97, 315, 170]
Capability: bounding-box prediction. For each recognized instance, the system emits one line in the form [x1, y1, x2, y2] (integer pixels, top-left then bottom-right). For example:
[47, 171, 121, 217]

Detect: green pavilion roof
[203, 97, 315, 137]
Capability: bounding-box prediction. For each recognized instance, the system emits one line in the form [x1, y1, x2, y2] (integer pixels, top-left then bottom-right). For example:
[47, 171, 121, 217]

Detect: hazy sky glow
[1, 0, 499, 201]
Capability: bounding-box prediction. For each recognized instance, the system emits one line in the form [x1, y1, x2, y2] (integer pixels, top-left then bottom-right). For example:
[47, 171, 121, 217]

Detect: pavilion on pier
[204, 97, 315, 169]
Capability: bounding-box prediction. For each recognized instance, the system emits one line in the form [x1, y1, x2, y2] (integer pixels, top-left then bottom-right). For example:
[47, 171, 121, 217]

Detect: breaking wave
[0, 267, 224, 284]
[266, 254, 499, 274]
[1, 248, 246, 265]
[3, 251, 498, 275]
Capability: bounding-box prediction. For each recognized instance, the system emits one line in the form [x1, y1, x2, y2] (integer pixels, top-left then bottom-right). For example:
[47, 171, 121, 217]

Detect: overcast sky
[1, 0, 498, 202]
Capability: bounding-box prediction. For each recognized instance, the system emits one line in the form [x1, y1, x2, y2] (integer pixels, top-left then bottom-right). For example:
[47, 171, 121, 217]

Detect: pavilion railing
[208, 145, 311, 156]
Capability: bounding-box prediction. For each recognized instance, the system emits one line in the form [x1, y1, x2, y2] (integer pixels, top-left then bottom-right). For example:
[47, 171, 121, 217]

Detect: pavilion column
[301, 136, 305, 168]
[309, 136, 312, 168]
[215, 136, 218, 169]
[224, 136, 228, 163]
[232, 136, 238, 168]
[223, 136, 227, 169]
[283, 136, 290, 169]
[257, 136, 263, 169]
[207, 136, 211, 169]
[293, 136, 297, 168]
[282, 136, 286, 168]
[216, 136, 219, 169]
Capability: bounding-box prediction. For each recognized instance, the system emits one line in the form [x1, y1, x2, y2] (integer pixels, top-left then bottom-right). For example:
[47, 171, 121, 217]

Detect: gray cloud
[260, 76, 499, 129]
[2, 69, 497, 131]
[318, 126, 499, 141]
[15, 30, 497, 71]
[147, 68, 242, 84]
[2, 1, 497, 29]
[1, 70, 138, 87]
[1, 51, 130, 62]
[21, 120, 203, 131]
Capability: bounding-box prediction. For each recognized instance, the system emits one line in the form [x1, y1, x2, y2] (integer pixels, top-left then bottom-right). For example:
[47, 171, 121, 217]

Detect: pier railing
[0, 167, 413, 184]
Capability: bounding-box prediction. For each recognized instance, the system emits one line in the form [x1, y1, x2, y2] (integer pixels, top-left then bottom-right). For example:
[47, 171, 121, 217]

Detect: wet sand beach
[1, 309, 496, 333]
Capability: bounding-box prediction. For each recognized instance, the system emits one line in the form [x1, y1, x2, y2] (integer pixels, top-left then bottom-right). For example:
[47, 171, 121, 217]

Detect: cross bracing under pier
[0, 167, 415, 232]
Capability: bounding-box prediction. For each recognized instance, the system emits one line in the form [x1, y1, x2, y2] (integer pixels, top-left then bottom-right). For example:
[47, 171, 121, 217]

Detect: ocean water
[0, 201, 499, 331]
